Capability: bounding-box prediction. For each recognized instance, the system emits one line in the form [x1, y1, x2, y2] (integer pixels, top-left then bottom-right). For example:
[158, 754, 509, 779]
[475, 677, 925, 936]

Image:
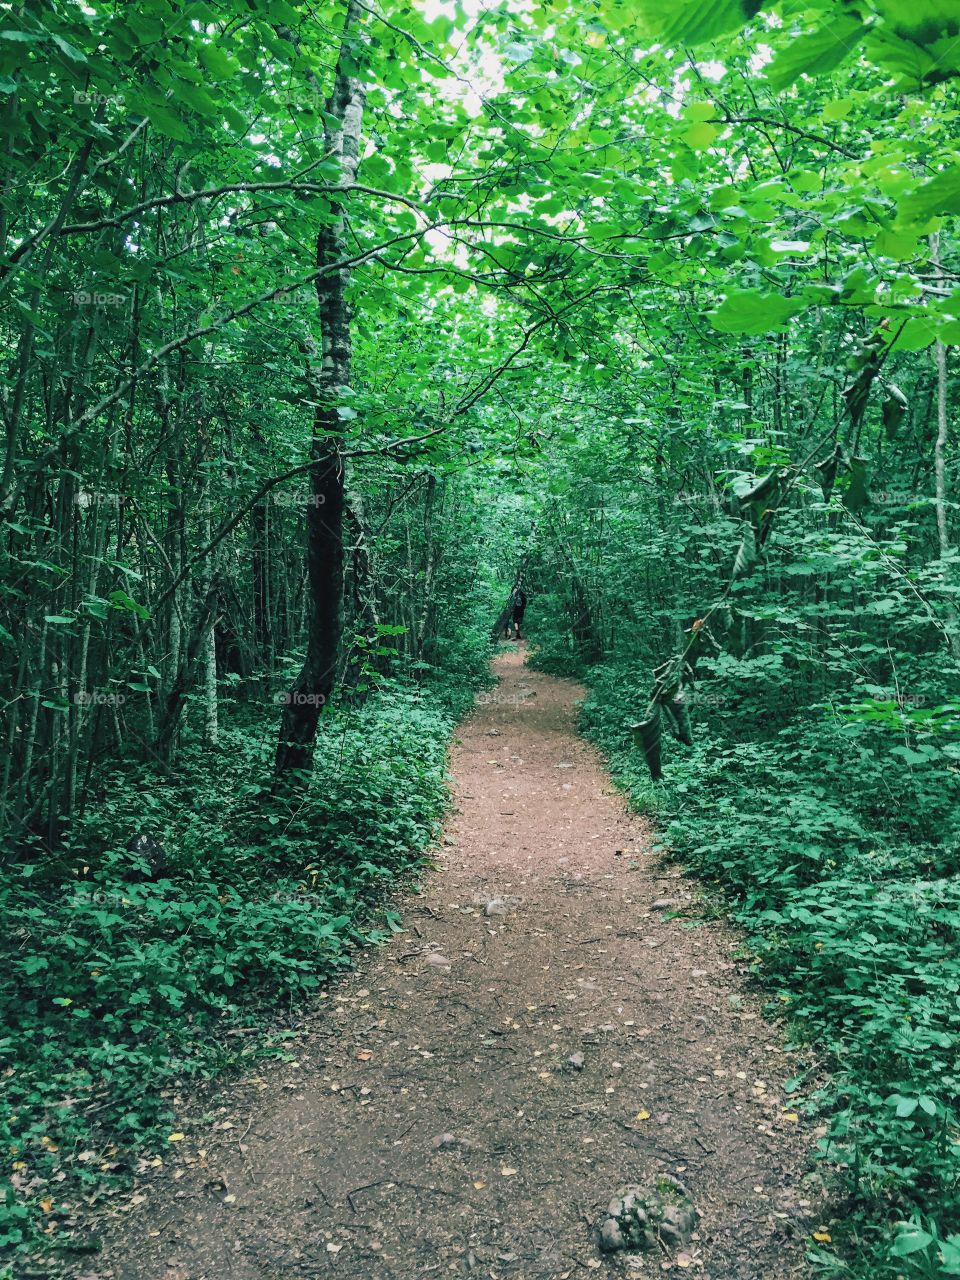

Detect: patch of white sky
[414, 0, 516, 262]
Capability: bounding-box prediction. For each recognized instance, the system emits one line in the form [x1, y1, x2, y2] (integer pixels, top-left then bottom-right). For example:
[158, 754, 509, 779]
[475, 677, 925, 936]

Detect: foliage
[575, 642, 960, 1277]
[2, 0, 960, 1273]
[0, 679, 467, 1261]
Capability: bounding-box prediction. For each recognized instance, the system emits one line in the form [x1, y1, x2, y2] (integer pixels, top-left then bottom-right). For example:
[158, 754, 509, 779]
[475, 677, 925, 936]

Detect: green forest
[2, 0, 960, 1276]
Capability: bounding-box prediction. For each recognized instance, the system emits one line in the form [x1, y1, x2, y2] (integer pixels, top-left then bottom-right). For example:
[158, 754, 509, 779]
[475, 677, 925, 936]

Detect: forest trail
[90, 651, 813, 1280]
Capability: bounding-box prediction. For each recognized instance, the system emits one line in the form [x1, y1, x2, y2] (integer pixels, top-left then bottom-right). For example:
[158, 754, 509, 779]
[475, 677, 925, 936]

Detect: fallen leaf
[473, 1180, 486, 1189]
[167, 1132, 185, 1143]
[676, 1254, 692, 1269]
[326, 1242, 343, 1254]
[223, 1194, 236, 1204]
[500, 1166, 518, 1177]
[812, 1230, 832, 1243]
[40, 1198, 54, 1214]
[635, 1109, 651, 1122]
[782, 1112, 799, 1123]
[355, 1049, 373, 1062]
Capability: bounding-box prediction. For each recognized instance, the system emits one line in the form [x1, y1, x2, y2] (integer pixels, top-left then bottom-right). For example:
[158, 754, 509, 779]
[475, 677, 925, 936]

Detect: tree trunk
[275, 2, 365, 775]
[415, 474, 438, 665]
[930, 232, 960, 658]
[202, 510, 219, 745]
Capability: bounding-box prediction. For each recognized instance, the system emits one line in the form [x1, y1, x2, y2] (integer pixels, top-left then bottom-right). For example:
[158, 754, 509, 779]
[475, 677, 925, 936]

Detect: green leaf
[939, 1238, 960, 1275]
[198, 42, 237, 79]
[891, 1226, 934, 1256]
[683, 122, 719, 150]
[633, 0, 762, 46]
[874, 227, 920, 261]
[898, 167, 960, 224]
[50, 33, 87, 63]
[710, 289, 803, 335]
[108, 590, 150, 620]
[143, 102, 192, 142]
[894, 317, 938, 352]
[765, 17, 869, 90]
[822, 98, 853, 121]
[176, 80, 219, 116]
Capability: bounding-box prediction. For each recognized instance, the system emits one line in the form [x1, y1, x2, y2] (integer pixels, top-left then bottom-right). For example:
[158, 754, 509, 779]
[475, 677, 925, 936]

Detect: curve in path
[92, 650, 813, 1280]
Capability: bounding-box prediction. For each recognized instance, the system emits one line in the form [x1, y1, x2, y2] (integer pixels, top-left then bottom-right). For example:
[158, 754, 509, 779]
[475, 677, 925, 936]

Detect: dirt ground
[78, 649, 816, 1280]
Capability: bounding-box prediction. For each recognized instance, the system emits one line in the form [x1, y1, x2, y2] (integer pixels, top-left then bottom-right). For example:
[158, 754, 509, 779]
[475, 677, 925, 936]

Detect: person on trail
[506, 585, 527, 640]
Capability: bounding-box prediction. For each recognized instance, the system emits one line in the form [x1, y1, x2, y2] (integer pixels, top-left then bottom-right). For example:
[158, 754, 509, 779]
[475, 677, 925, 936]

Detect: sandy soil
[78, 648, 815, 1280]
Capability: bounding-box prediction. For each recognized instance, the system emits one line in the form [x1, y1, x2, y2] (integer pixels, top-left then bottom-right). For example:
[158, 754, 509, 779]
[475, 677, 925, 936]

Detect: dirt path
[88, 651, 814, 1279]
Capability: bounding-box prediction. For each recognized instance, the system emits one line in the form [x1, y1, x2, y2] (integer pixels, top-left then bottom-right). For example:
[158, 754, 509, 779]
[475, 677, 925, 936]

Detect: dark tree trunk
[275, 2, 365, 775]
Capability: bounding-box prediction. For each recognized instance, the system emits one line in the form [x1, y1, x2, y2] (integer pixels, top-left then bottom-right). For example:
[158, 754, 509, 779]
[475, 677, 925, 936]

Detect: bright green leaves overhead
[764, 16, 869, 91]
[710, 290, 803, 335]
[762, 0, 960, 93]
[867, 0, 960, 86]
[627, 0, 763, 46]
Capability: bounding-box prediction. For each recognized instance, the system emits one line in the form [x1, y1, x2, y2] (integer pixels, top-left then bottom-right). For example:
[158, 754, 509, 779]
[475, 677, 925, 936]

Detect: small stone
[431, 1132, 471, 1152]
[599, 1218, 626, 1252]
[425, 952, 451, 968]
[567, 1051, 585, 1071]
[598, 1179, 697, 1259]
[652, 898, 680, 909]
[485, 899, 508, 917]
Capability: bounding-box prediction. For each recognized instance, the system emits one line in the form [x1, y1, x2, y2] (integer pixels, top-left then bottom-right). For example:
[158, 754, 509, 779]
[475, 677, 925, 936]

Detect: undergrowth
[577, 658, 960, 1280]
[0, 674, 479, 1269]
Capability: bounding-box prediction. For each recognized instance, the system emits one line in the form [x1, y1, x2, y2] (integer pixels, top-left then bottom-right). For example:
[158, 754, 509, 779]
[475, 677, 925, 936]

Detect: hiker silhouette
[506, 585, 527, 640]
